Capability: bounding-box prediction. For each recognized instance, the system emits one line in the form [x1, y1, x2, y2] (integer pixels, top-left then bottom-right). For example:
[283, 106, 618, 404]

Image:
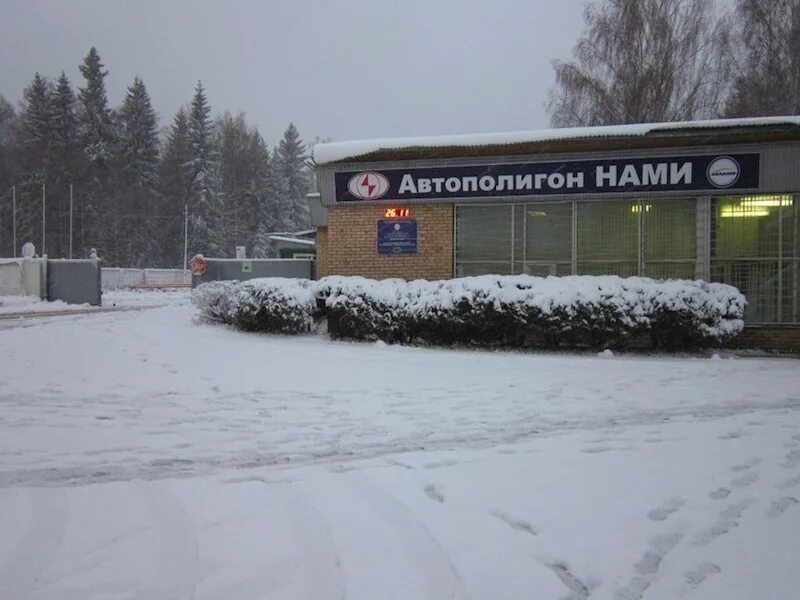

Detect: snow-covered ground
[0, 289, 189, 316]
[0, 293, 798, 599]
[0, 295, 86, 315]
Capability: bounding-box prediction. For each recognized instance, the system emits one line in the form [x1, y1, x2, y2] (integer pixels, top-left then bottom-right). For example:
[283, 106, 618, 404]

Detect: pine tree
[0, 95, 17, 257]
[187, 81, 220, 256]
[215, 112, 281, 256]
[49, 72, 80, 170]
[19, 73, 52, 177]
[0, 94, 18, 146]
[276, 123, 310, 230]
[16, 73, 53, 253]
[78, 47, 115, 167]
[118, 77, 159, 188]
[48, 72, 81, 258]
[118, 76, 160, 265]
[77, 47, 116, 260]
[251, 138, 281, 257]
[157, 107, 192, 267]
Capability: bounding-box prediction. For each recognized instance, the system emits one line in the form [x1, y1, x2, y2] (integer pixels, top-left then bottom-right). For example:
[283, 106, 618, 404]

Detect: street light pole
[183, 203, 188, 270]
[69, 184, 73, 259]
[12, 185, 16, 257]
[41, 183, 46, 255]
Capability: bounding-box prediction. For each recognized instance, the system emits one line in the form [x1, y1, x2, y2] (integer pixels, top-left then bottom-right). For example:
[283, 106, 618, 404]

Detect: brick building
[310, 117, 800, 350]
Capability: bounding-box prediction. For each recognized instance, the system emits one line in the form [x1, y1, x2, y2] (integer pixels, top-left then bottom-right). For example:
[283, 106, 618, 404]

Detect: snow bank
[194, 275, 746, 350]
[0, 295, 87, 315]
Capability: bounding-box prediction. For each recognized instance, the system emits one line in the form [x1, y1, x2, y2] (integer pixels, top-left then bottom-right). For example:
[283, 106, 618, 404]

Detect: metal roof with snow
[267, 235, 316, 247]
[313, 116, 800, 165]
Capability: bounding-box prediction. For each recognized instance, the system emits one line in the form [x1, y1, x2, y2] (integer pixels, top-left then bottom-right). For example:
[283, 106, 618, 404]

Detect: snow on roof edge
[268, 235, 316, 246]
[313, 116, 800, 166]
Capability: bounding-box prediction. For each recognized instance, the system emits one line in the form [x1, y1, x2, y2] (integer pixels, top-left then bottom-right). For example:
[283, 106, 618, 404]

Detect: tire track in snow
[346, 472, 472, 600]
[271, 483, 347, 600]
[4, 398, 800, 488]
[140, 482, 200, 600]
[0, 488, 68, 599]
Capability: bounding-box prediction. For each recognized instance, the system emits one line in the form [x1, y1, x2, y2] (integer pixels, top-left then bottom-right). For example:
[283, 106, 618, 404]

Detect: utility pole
[183, 203, 188, 270]
[41, 183, 46, 255]
[11, 185, 16, 257]
[69, 184, 73, 259]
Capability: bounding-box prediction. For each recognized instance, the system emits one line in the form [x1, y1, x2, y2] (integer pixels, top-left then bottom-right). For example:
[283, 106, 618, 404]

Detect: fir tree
[0, 94, 18, 146]
[78, 47, 115, 167]
[48, 72, 81, 258]
[16, 74, 53, 253]
[157, 107, 192, 267]
[49, 72, 79, 170]
[19, 73, 52, 175]
[118, 76, 160, 265]
[276, 123, 310, 230]
[251, 138, 281, 257]
[77, 47, 117, 261]
[0, 95, 17, 256]
[187, 81, 220, 255]
[118, 76, 159, 189]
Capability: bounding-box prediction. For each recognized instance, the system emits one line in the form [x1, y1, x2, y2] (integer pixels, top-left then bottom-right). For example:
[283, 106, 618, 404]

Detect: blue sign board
[377, 219, 418, 255]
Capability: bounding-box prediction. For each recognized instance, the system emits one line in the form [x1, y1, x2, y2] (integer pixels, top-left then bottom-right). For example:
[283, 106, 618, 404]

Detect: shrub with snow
[319, 275, 746, 350]
[195, 275, 746, 350]
[191, 280, 239, 324]
[193, 278, 317, 334]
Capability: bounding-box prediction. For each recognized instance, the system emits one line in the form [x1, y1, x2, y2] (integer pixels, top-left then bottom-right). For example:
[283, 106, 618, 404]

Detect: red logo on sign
[347, 172, 390, 200]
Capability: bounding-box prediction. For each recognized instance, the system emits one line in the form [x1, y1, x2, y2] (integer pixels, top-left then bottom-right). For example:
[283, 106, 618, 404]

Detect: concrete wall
[317, 204, 453, 280]
[102, 268, 190, 290]
[192, 259, 314, 287]
[22, 259, 46, 298]
[47, 260, 101, 306]
[0, 261, 24, 295]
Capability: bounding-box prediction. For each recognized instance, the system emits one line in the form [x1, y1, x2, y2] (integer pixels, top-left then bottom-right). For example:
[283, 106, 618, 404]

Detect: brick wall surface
[317, 204, 454, 280]
[726, 326, 800, 353]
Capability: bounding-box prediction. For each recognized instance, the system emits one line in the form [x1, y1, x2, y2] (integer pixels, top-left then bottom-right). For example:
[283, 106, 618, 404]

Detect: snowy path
[0, 298, 799, 599]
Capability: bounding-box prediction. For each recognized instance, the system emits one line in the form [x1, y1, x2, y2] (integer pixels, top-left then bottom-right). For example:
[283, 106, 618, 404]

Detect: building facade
[311, 118, 800, 341]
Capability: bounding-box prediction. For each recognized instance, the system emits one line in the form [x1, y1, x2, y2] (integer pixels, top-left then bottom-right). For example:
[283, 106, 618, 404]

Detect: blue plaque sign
[377, 219, 418, 255]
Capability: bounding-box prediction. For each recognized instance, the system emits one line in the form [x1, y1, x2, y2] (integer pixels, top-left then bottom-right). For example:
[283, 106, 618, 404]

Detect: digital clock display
[383, 208, 411, 218]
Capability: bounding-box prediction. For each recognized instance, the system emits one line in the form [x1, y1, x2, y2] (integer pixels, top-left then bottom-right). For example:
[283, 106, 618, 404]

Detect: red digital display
[383, 208, 411, 218]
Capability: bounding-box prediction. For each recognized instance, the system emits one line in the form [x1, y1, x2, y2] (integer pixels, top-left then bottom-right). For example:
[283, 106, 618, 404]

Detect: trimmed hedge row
[192, 275, 747, 350]
[192, 278, 316, 334]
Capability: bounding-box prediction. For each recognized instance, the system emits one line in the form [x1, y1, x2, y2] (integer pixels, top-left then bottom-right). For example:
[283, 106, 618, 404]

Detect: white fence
[0, 260, 24, 295]
[101, 268, 190, 290]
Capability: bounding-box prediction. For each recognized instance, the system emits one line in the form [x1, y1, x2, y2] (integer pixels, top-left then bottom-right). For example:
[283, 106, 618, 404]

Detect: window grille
[454, 194, 799, 323]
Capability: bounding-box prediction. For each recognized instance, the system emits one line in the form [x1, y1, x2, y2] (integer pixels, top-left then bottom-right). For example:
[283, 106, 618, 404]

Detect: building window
[641, 199, 697, 279]
[576, 200, 639, 277]
[454, 196, 799, 324]
[455, 198, 697, 279]
[521, 202, 573, 276]
[711, 194, 798, 323]
[455, 205, 513, 276]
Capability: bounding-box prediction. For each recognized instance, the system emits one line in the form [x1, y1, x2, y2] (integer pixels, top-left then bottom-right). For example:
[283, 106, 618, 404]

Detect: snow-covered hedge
[193, 275, 746, 350]
[193, 278, 316, 334]
[319, 275, 746, 350]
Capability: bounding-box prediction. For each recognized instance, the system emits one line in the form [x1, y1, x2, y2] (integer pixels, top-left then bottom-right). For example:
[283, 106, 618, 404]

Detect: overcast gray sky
[0, 0, 586, 146]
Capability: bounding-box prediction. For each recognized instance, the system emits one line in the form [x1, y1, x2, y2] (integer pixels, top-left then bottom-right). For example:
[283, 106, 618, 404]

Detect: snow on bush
[192, 278, 316, 334]
[191, 280, 239, 324]
[194, 275, 746, 350]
